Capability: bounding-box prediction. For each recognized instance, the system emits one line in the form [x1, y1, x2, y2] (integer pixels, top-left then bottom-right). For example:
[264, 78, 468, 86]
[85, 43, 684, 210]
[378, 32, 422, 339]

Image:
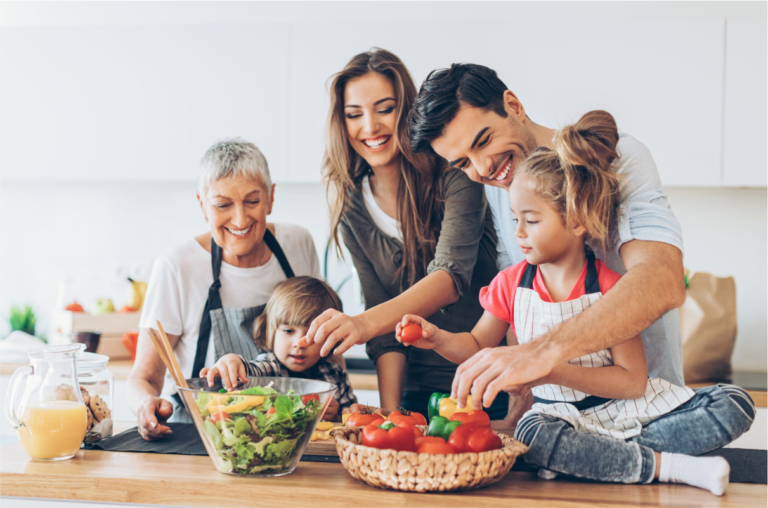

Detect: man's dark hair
[407, 63, 509, 154]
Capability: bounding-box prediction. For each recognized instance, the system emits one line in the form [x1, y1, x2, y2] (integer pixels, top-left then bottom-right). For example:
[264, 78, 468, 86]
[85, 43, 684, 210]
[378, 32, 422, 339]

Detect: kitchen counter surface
[0, 422, 765, 508]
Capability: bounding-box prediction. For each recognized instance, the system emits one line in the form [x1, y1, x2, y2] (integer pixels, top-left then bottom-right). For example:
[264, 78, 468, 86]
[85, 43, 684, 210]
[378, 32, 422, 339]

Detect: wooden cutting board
[304, 438, 339, 456]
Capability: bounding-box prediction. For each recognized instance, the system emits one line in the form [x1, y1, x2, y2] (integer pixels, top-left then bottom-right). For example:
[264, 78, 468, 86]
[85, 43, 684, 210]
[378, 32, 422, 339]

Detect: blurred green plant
[8, 304, 37, 337]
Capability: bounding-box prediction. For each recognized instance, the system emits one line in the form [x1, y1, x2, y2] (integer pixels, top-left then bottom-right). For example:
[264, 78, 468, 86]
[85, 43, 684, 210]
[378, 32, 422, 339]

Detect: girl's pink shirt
[479, 258, 622, 335]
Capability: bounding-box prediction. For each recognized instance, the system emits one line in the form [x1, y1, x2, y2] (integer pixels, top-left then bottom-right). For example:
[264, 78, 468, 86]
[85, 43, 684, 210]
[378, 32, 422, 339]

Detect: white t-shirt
[139, 223, 321, 397]
[362, 175, 402, 240]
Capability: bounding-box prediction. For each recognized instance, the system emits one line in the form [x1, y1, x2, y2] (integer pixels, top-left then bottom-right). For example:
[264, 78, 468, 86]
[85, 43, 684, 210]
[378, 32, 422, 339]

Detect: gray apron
[171, 229, 294, 421]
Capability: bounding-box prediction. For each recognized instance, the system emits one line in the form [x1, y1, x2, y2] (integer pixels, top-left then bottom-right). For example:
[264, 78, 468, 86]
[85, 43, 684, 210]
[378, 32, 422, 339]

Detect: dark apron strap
[518, 262, 537, 289]
[517, 251, 600, 294]
[190, 228, 293, 379]
[533, 395, 612, 411]
[584, 250, 600, 294]
[263, 228, 295, 278]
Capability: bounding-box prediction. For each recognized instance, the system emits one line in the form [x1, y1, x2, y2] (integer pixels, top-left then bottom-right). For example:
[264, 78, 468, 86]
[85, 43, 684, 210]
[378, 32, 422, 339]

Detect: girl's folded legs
[515, 386, 753, 497]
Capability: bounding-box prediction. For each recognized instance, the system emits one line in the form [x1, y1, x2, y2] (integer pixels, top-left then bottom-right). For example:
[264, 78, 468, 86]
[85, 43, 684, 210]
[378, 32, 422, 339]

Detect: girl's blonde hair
[252, 277, 343, 351]
[517, 110, 622, 252]
[324, 48, 443, 286]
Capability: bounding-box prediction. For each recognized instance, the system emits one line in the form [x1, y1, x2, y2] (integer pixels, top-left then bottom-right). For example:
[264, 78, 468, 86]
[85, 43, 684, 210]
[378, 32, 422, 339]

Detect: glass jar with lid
[76, 352, 114, 437]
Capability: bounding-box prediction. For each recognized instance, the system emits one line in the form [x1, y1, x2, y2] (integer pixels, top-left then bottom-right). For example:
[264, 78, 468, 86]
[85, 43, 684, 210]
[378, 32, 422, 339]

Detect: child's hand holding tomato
[395, 315, 441, 349]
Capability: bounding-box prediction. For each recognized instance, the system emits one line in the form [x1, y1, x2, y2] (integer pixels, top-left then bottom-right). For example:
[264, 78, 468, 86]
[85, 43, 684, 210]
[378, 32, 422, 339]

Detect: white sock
[538, 468, 559, 480]
[658, 452, 730, 496]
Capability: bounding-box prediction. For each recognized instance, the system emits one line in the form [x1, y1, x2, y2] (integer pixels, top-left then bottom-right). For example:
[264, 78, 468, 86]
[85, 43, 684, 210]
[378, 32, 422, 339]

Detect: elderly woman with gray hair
[128, 139, 320, 440]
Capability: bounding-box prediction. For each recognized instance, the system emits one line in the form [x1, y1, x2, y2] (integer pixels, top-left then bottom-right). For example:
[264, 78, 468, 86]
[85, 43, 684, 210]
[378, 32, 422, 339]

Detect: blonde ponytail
[519, 110, 622, 252]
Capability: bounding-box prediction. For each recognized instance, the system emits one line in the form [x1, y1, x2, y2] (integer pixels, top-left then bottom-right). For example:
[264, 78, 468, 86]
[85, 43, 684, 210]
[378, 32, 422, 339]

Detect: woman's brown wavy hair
[323, 48, 443, 286]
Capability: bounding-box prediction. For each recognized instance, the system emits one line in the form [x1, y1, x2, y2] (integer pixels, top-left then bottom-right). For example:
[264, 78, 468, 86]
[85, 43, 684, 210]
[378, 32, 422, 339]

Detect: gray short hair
[198, 138, 272, 196]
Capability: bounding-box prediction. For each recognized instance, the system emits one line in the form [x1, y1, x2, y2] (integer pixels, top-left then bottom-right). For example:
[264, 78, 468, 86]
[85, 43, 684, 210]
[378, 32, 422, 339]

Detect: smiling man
[407, 64, 686, 419]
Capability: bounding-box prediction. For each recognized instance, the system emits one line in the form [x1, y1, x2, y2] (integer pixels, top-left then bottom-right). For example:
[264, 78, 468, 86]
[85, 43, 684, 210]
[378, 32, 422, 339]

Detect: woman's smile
[224, 225, 253, 239]
[361, 135, 392, 153]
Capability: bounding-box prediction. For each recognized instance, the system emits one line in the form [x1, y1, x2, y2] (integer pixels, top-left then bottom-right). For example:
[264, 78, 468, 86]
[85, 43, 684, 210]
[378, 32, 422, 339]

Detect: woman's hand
[395, 315, 441, 350]
[137, 396, 174, 441]
[299, 309, 371, 356]
[200, 354, 247, 391]
[322, 397, 341, 422]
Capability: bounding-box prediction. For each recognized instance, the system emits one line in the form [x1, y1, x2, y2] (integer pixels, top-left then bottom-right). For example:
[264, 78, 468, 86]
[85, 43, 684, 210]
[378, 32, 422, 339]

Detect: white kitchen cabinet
[287, 18, 725, 186]
[722, 17, 768, 187]
[0, 25, 290, 182]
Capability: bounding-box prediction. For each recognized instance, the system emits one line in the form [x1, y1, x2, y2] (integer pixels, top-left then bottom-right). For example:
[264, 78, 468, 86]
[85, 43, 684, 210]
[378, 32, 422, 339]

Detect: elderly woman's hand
[299, 309, 371, 357]
[137, 396, 174, 441]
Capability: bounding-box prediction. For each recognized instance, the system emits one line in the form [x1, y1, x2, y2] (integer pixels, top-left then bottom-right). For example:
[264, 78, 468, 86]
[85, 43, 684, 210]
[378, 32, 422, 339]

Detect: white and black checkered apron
[517, 252, 695, 440]
[170, 229, 294, 422]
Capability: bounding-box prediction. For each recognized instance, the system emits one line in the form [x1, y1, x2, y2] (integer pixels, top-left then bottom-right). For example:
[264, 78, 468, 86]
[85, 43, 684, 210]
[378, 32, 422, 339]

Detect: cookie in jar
[76, 352, 114, 438]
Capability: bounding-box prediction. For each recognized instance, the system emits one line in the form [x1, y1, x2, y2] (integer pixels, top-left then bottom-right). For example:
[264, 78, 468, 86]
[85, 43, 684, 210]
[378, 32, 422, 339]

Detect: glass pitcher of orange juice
[5, 344, 88, 461]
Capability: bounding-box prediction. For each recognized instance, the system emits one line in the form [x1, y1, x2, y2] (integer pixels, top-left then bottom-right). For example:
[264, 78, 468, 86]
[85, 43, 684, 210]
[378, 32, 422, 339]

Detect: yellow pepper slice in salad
[206, 394, 265, 414]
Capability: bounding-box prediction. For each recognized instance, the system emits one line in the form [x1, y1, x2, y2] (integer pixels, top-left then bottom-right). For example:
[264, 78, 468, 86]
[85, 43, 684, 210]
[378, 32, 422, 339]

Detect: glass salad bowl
[178, 377, 336, 477]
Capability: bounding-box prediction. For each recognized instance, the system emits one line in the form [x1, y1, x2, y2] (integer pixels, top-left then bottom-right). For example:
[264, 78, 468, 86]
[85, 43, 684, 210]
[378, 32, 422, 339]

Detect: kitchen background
[0, 0, 765, 401]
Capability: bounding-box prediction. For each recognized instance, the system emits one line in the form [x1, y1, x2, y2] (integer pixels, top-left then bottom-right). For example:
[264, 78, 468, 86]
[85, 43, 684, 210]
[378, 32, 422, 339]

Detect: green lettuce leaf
[196, 392, 213, 417]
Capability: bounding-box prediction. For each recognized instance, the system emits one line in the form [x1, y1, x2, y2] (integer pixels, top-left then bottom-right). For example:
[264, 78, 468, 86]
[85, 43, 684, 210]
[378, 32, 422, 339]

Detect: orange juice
[18, 400, 87, 460]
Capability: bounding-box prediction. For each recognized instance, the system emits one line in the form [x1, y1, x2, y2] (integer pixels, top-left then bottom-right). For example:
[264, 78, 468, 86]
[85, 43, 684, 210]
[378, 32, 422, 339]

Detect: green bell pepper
[428, 392, 451, 420]
[426, 415, 462, 441]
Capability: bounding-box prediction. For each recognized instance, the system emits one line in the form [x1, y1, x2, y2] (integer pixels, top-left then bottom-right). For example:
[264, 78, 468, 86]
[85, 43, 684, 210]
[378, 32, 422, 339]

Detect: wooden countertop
[2, 437, 764, 508]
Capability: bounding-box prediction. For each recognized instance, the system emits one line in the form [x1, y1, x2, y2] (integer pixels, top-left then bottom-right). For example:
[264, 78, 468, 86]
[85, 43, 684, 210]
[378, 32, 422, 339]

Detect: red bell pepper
[361, 420, 416, 452]
[448, 423, 502, 453]
[449, 409, 491, 427]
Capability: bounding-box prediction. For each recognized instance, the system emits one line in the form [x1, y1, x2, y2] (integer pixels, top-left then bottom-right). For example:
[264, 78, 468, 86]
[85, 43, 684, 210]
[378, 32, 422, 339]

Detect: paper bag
[679, 272, 737, 383]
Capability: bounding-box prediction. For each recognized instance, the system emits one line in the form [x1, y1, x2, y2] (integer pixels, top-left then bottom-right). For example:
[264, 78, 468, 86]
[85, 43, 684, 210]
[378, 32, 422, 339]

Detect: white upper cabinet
[0, 25, 290, 181]
[722, 17, 767, 187]
[287, 19, 725, 186]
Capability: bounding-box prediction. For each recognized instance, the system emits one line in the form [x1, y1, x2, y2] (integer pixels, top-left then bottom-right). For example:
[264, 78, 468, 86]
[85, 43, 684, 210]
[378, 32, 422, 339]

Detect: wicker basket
[331, 426, 528, 492]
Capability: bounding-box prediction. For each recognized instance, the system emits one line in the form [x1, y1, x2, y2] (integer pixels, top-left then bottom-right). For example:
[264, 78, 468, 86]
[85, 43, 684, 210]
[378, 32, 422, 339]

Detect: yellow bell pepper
[206, 394, 264, 414]
[438, 395, 473, 419]
[315, 421, 336, 431]
[341, 413, 350, 426]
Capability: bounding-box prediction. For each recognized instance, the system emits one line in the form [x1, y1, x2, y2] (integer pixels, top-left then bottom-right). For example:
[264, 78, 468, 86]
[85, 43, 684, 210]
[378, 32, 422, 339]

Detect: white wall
[0, 2, 765, 372]
[1, 181, 765, 372]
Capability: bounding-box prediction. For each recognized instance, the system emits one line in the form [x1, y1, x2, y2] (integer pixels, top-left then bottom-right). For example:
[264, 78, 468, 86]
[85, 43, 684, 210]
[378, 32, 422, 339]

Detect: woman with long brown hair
[300, 48, 508, 419]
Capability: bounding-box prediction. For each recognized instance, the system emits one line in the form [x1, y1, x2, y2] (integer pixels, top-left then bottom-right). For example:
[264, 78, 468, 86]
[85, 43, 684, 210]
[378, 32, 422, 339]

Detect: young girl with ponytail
[398, 111, 754, 495]
[201, 276, 357, 421]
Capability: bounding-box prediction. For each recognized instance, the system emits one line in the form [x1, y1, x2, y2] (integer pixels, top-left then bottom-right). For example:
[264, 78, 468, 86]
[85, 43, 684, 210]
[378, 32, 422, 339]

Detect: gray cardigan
[340, 169, 499, 394]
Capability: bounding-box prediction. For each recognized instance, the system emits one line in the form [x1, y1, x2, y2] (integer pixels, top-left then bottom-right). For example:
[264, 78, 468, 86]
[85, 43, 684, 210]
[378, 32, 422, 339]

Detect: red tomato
[301, 394, 320, 405]
[346, 410, 386, 427]
[400, 323, 423, 344]
[387, 407, 428, 427]
[447, 422, 479, 453]
[449, 409, 491, 427]
[266, 407, 276, 415]
[466, 427, 503, 453]
[210, 411, 232, 424]
[361, 421, 416, 452]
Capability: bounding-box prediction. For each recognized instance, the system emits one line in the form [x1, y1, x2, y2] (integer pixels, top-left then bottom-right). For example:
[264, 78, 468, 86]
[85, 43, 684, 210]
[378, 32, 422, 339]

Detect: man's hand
[451, 342, 556, 410]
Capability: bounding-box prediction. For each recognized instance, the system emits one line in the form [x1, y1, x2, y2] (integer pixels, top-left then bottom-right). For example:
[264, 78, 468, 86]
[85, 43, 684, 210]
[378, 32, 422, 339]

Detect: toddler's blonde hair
[252, 276, 343, 351]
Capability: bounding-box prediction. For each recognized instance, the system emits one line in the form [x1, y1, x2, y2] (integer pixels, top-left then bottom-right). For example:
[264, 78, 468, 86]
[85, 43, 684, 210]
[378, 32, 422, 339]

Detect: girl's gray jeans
[514, 384, 756, 484]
